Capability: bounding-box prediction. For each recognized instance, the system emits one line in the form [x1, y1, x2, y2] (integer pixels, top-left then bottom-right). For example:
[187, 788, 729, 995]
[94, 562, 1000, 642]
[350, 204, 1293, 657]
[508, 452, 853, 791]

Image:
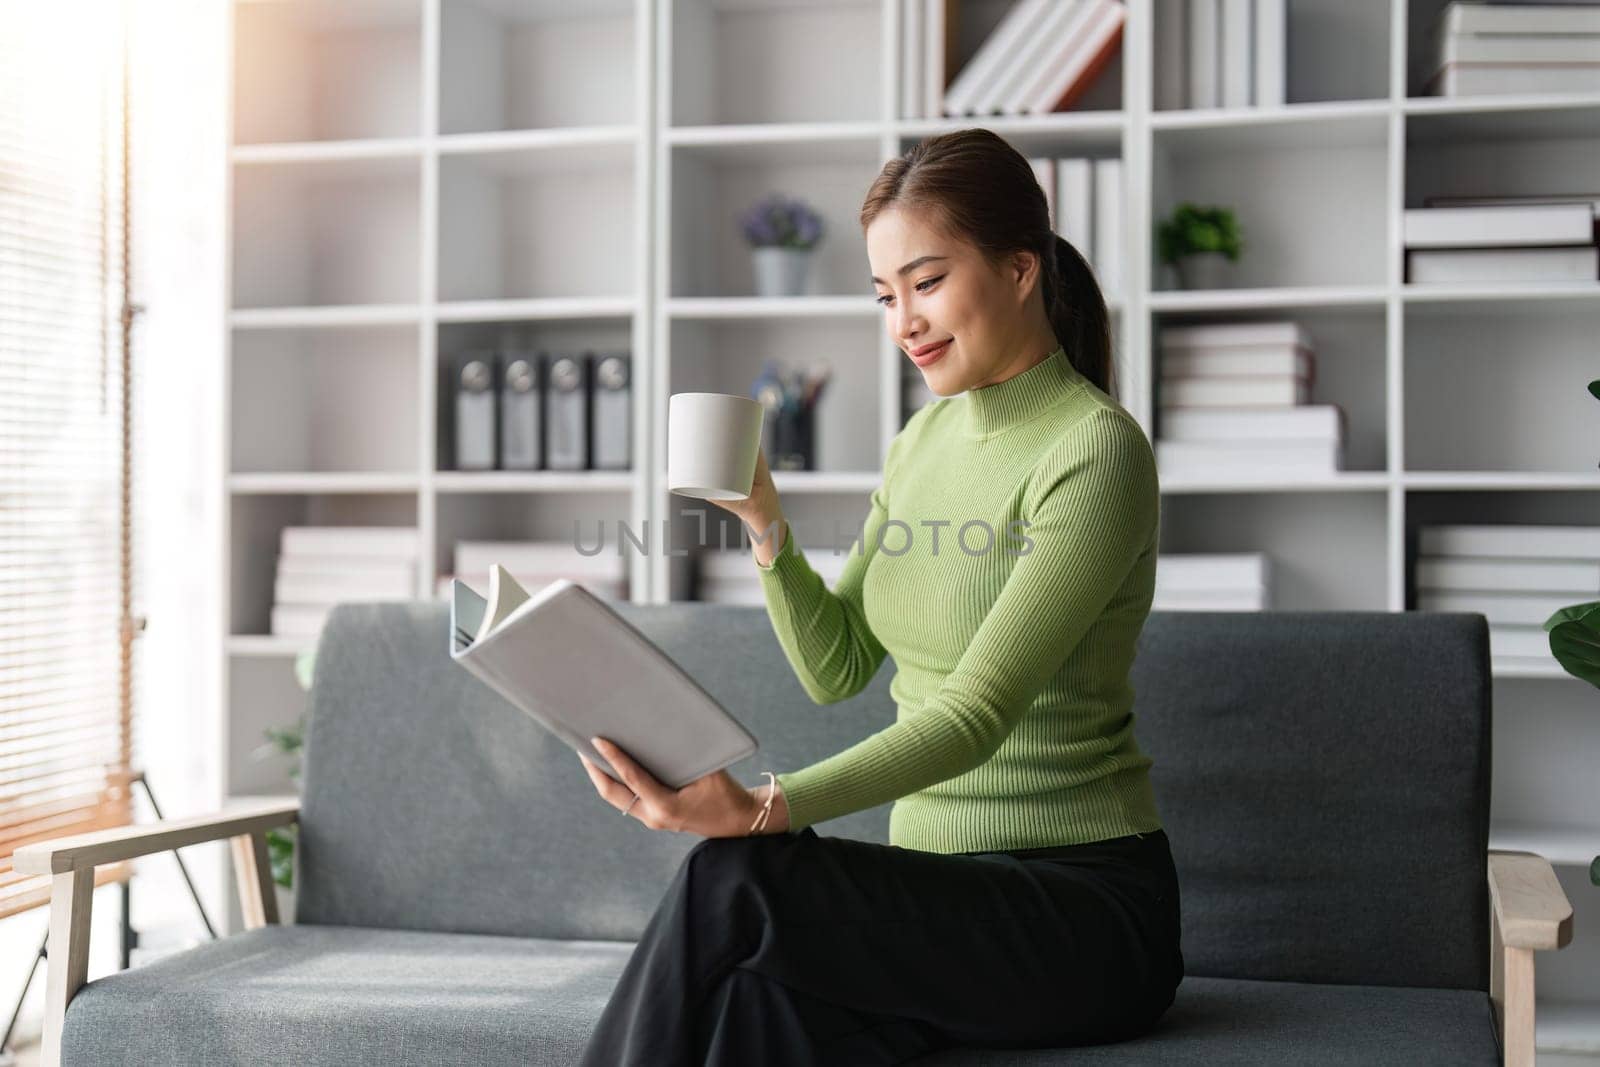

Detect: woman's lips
[910, 340, 950, 367]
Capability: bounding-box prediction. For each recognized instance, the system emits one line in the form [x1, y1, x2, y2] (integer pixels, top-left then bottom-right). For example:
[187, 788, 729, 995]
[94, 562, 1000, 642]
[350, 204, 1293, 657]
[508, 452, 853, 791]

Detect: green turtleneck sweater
[757, 345, 1164, 854]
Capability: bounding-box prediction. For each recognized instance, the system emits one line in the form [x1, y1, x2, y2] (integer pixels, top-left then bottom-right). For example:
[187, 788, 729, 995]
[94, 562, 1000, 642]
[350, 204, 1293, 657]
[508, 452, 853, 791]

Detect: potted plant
[740, 193, 823, 297]
[1157, 202, 1244, 290]
[1540, 377, 1600, 890]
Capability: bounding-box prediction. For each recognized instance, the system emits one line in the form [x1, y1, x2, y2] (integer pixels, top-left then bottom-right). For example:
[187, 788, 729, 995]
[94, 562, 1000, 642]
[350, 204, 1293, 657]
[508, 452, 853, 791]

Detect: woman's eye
[876, 277, 942, 306]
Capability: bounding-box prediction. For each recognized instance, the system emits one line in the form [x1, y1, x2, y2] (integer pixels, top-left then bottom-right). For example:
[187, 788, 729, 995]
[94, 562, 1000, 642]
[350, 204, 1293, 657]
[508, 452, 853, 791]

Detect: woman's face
[867, 206, 1041, 397]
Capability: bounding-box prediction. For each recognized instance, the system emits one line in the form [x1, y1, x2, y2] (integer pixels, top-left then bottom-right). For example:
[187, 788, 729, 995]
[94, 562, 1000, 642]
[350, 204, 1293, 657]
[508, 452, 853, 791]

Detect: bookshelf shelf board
[433, 471, 636, 493]
[1492, 660, 1575, 681]
[436, 297, 638, 322]
[438, 134, 637, 175]
[1402, 284, 1600, 310]
[1489, 823, 1600, 868]
[1158, 474, 1393, 495]
[666, 121, 883, 148]
[228, 472, 422, 494]
[230, 305, 424, 329]
[438, 125, 639, 156]
[1148, 286, 1389, 312]
[1402, 473, 1600, 492]
[1403, 92, 1600, 119]
[665, 295, 880, 319]
[1150, 99, 1391, 133]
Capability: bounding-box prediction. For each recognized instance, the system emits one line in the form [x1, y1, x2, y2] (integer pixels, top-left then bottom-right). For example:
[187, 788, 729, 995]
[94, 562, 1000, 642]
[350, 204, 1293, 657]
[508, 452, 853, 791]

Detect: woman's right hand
[706, 447, 785, 549]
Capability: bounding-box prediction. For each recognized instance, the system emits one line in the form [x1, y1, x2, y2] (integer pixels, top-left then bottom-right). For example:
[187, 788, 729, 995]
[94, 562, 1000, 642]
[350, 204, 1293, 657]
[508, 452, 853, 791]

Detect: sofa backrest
[295, 602, 1490, 992]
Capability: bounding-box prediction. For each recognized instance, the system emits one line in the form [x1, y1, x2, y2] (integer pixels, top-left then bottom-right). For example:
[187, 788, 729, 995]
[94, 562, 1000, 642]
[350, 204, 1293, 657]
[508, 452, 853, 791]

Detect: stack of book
[696, 544, 853, 605]
[1404, 199, 1599, 285]
[438, 540, 628, 603]
[1155, 321, 1347, 481]
[1030, 156, 1124, 297]
[1155, 0, 1286, 110]
[927, 0, 1126, 118]
[1425, 2, 1600, 98]
[270, 526, 420, 638]
[1154, 552, 1271, 611]
[1415, 524, 1600, 673]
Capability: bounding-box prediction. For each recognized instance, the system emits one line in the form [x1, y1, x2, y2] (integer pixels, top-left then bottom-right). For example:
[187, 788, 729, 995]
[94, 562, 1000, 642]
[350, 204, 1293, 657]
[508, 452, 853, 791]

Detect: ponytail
[1043, 234, 1114, 401]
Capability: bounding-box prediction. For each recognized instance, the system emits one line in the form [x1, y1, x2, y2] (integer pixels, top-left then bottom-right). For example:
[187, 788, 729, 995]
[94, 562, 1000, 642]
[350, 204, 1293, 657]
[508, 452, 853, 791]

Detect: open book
[450, 566, 758, 789]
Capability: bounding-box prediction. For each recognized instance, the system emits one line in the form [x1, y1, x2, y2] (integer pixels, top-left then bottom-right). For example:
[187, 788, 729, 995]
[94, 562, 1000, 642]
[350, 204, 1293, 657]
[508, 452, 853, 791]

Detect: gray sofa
[17, 602, 1574, 1065]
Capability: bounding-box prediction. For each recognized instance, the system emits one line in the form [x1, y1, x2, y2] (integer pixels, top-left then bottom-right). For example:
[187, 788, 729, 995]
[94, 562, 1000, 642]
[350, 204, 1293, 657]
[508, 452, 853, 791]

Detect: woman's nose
[895, 303, 919, 343]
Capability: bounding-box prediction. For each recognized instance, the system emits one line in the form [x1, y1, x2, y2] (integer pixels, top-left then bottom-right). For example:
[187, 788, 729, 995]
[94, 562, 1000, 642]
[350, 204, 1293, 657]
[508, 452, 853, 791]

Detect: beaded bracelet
[748, 771, 778, 835]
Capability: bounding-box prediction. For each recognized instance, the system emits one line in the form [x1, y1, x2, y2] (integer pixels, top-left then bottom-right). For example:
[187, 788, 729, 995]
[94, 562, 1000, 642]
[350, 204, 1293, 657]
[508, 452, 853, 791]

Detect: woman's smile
[910, 339, 951, 367]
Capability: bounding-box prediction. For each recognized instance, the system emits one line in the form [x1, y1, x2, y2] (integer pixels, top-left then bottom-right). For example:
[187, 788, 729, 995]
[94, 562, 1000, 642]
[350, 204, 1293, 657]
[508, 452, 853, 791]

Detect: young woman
[576, 127, 1182, 1065]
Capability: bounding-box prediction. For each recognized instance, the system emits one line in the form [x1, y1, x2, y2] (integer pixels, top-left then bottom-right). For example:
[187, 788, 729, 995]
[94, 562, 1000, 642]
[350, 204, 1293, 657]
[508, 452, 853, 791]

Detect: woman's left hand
[580, 736, 790, 838]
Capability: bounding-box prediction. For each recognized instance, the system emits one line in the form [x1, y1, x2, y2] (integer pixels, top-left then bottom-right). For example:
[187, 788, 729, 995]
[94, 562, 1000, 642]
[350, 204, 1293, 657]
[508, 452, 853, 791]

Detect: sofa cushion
[59, 925, 1499, 1066]
[61, 925, 633, 1067]
[912, 975, 1500, 1065]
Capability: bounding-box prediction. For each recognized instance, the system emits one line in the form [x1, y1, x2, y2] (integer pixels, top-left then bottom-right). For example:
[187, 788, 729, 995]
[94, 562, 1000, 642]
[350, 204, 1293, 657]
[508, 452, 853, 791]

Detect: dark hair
[859, 128, 1115, 400]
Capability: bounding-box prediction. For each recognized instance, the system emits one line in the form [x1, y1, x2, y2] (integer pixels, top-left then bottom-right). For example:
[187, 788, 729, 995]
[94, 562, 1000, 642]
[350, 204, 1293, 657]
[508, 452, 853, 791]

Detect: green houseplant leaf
[1543, 601, 1600, 689]
[1156, 202, 1244, 265]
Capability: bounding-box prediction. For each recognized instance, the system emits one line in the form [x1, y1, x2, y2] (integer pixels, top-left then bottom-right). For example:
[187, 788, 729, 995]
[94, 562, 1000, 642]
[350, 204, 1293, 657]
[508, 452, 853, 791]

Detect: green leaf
[266, 826, 296, 889]
[1542, 600, 1600, 688]
[1589, 379, 1600, 402]
[1591, 854, 1599, 887]
[1155, 202, 1243, 263]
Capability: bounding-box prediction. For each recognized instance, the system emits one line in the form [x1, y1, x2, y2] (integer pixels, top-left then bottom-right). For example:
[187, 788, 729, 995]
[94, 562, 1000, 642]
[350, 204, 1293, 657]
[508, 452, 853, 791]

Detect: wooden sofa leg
[41, 868, 94, 1067]
[1491, 910, 1536, 1067]
[230, 831, 279, 929]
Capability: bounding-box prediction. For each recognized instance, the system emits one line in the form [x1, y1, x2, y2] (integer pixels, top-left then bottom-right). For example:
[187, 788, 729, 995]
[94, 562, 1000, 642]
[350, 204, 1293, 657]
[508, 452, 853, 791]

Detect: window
[1, 5, 135, 917]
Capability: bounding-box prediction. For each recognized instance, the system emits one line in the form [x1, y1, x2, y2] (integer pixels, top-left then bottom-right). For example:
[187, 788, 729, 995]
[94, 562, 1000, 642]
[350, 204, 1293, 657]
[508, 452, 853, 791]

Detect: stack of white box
[1154, 552, 1271, 611]
[1416, 524, 1600, 672]
[271, 526, 420, 638]
[1157, 321, 1346, 482]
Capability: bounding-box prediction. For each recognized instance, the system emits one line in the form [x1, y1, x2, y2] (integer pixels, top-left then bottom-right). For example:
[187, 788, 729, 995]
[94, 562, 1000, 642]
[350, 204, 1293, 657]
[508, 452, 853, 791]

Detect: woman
[576, 127, 1183, 1066]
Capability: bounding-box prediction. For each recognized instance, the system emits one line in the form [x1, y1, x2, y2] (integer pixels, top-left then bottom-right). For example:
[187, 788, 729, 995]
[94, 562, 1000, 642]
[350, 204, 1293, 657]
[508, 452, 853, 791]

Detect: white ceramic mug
[667, 392, 766, 500]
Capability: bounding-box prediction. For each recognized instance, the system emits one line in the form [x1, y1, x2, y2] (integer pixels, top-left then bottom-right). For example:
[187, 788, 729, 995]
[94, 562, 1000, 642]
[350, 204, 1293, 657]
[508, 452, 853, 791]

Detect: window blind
[1, 4, 136, 918]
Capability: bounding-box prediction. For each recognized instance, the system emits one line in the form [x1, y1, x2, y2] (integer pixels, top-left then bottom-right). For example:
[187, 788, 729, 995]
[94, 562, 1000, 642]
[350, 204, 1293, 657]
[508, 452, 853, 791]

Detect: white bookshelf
[221, 0, 1600, 1048]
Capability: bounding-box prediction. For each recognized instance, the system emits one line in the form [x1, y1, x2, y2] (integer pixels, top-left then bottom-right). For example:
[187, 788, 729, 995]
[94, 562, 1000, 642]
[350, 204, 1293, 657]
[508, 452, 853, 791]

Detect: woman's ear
[1010, 249, 1041, 302]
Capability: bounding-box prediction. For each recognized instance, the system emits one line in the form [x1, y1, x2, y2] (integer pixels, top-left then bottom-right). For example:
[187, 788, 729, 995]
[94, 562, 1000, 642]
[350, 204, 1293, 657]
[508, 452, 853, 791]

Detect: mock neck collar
[960, 345, 1083, 437]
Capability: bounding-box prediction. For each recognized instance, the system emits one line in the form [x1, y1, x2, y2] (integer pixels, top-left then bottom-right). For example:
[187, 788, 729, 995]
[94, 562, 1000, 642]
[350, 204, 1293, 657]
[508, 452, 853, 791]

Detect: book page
[477, 564, 532, 643]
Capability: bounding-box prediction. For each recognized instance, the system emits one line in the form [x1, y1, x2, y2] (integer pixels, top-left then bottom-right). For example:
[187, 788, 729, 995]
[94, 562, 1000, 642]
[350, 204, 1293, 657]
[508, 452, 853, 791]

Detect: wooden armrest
[1486, 849, 1575, 1067]
[1488, 849, 1573, 950]
[21, 799, 299, 1067]
[12, 800, 299, 876]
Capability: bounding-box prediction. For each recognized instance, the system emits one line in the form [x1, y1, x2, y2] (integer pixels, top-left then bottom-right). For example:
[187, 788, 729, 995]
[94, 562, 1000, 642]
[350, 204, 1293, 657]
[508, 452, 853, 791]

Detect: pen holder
[772, 404, 815, 471]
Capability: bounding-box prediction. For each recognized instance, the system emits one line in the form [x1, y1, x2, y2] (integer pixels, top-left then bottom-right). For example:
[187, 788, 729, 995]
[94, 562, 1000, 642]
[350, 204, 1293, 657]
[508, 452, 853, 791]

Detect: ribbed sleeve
[762, 407, 1158, 837]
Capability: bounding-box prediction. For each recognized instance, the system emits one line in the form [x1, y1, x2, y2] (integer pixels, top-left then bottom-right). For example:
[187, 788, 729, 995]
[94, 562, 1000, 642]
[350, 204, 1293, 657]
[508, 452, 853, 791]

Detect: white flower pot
[752, 247, 813, 297]
[1175, 251, 1233, 290]
[275, 883, 296, 924]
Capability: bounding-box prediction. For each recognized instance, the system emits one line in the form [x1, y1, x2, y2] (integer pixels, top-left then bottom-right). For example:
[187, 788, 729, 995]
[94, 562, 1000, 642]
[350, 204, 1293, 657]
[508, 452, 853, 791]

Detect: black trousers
[576, 824, 1184, 1066]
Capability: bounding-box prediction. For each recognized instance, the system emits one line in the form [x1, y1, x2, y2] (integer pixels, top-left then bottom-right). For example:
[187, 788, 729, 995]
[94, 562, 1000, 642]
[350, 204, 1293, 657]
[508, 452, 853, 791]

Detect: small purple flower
[740, 193, 824, 250]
